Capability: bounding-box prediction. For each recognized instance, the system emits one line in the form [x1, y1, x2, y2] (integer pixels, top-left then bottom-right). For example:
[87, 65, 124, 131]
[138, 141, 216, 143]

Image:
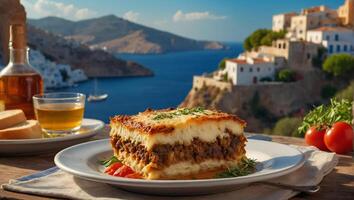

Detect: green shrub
[222, 73, 228, 82]
[276, 69, 296, 82]
[260, 30, 287, 46]
[272, 117, 302, 137]
[323, 54, 354, 77]
[312, 47, 327, 69]
[335, 81, 354, 102]
[321, 85, 337, 99]
[260, 77, 272, 82]
[218, 58, 228, 70]
[243, 29, 286, 51]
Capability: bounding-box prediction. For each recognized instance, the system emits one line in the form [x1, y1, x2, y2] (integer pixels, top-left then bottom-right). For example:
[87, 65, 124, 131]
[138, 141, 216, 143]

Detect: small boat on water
[88, 93, 108, 102]
[87, 78, 108, 102]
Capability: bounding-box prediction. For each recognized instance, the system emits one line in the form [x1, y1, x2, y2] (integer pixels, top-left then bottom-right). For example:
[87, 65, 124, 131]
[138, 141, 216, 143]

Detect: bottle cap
[9, 24, 27, 49]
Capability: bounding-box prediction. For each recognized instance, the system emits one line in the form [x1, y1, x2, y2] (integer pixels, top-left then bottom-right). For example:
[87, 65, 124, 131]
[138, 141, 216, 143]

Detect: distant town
[183, 0, 354, 134]
[208, 0, 354, 85]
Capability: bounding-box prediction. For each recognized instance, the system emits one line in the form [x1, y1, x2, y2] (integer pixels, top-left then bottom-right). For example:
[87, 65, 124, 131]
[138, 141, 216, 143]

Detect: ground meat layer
[111, 130, 246, 169]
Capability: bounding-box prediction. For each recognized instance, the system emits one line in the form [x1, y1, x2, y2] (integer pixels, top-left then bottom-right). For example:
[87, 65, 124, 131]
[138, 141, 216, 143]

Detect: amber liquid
[0, 73, 43, 119]
[34, 103, 84, 131]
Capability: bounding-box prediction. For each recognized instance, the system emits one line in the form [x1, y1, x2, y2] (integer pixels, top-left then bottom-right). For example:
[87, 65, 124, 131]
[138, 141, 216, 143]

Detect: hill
[28, 15, 225, 54]
[27, 25, 153, 77]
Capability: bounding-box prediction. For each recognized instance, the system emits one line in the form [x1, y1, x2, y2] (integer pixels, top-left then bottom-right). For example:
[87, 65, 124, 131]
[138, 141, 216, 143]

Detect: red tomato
[324, 122, 353, 154]
[104, 162, 123, 175]
[125, 173, 143, 179]
[305, 126, 329, 151]
[113, 165, 134, 177]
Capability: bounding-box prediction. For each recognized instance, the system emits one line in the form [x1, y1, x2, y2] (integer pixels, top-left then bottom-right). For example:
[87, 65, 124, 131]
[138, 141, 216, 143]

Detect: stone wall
[182, 70, 331, 131]
[193, 76, 232, 92]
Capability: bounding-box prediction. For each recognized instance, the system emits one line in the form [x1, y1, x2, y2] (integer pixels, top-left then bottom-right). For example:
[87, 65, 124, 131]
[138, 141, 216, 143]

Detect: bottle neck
[8, 47, 30, 65]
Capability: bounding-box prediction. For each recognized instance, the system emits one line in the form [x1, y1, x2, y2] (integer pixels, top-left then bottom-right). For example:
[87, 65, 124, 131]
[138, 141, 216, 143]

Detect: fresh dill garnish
[152, 107, 207, 120]
[215, 158, 257, 178]
[99, 156, 121, 167]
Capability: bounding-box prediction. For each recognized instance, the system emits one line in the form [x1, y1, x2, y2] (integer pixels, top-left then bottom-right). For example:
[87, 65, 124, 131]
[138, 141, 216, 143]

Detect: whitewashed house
[223, 57, 275, 85]
[29, 49, 87, 89]
[306, 26, 354, 55]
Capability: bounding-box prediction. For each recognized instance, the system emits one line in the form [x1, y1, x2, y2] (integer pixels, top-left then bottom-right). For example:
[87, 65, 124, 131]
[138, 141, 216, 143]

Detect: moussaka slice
[109, 107, 247, 180]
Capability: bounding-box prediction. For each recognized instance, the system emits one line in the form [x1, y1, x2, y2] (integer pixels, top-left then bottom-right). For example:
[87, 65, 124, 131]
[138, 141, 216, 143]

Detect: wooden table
[0, 131, 353, 200]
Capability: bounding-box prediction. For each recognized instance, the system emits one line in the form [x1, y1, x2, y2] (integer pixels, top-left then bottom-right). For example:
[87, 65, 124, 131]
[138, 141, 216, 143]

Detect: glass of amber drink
[33, 93, 85, 135]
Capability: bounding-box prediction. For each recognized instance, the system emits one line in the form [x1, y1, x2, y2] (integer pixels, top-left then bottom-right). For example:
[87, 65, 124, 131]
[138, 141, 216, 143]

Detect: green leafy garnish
[215, 158, 257, 178]
[100, 156, 120, 167]
[152, 107, 207, 120]
[297, 99, 353, 137]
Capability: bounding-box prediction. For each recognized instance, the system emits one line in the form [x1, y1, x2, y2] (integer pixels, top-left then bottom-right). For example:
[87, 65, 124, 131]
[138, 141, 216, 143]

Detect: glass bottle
[0, 24, 43, 119]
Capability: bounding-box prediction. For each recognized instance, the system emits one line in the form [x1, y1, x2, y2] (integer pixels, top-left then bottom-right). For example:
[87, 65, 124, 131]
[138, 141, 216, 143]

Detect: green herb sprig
[216, 158, 257, 178]
[152, 107, 207, 120]
[100, 156, 120, 167]
[297, 99, 353, 137]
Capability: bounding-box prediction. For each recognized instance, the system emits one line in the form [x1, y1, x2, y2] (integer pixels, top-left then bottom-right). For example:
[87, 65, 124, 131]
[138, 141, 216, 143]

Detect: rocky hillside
[180, 71, 348, 132]
[28, 15, 225, 54]
[27, 25, 153, 77]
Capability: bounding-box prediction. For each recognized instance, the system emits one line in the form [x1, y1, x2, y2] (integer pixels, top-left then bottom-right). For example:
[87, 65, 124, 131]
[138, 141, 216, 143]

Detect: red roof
[226, 59, 247, 64]
[253, 58, 267, 64]
[310, 26, 352, 32]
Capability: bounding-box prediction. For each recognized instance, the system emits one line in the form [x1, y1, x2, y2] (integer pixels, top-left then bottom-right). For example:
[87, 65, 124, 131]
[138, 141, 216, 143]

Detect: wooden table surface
[0, 129, 353, 200]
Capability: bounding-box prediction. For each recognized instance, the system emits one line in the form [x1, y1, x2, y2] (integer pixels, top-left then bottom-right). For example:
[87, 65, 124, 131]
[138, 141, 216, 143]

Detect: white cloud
[173, 10, 226, 22]
[21, 0, 96, 20]
[123, 11, 140, 22]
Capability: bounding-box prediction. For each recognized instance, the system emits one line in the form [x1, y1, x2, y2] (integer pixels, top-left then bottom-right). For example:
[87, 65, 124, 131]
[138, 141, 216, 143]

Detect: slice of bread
[0, 109, 27, 130]
[0, 120, 43, 139]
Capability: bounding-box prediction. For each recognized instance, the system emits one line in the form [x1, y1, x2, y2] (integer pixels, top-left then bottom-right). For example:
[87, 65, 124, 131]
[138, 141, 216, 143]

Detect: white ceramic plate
[55, 138, 305, 195]
[0, 119, 104, 156]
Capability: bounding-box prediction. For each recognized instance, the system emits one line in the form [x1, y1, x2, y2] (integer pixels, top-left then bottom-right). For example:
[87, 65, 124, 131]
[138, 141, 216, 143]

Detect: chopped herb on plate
[216, 158, 257, 178]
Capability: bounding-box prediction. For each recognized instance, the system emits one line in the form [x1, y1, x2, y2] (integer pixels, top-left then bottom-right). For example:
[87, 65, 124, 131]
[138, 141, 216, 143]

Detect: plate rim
[54, 138, 305, 186]
[0, 118, 105, 144]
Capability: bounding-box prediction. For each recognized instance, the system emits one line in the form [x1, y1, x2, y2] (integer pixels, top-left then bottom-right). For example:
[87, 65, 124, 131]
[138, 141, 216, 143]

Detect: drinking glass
[33, 93, 85, 135]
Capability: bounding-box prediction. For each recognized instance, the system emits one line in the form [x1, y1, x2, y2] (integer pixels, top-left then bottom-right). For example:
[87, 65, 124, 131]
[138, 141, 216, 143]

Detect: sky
[21, 0, 344, 42]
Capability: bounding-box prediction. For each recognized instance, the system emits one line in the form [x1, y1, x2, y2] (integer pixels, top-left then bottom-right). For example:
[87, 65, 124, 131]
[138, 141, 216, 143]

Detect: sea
[56, 43, 243, 123]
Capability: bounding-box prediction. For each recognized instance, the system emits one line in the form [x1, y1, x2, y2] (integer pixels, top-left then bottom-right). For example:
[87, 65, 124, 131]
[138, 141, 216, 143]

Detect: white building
[29, 49, 87, 89]
[287, 6, 339, 40]
[272, 12, 298, 32]
[306, 26, 354, 55]
[223, 57, 275, 85]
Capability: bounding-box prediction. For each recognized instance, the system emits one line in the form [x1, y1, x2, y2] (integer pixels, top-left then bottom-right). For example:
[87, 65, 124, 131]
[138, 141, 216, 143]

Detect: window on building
[329, 45, 333, 53]
[336, 45, 341, 52]
[335, 34, 339, 41]
[268, 67, 271, 71]
[257, 67, 260, 72]
[249, 68, 253, 72]
[307, 53, 311, 60]
[326, 35, 330, 41]
[299, 30, 303, 34]
[278, 43, 282, 48]
[344, 45, 348, 52]
[283, 43, 286, 49]
[240, 67, 244, 72]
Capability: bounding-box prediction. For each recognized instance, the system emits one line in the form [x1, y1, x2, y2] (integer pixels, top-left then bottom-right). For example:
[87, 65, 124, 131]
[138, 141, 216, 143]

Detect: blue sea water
[57, 43, 243, 123]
